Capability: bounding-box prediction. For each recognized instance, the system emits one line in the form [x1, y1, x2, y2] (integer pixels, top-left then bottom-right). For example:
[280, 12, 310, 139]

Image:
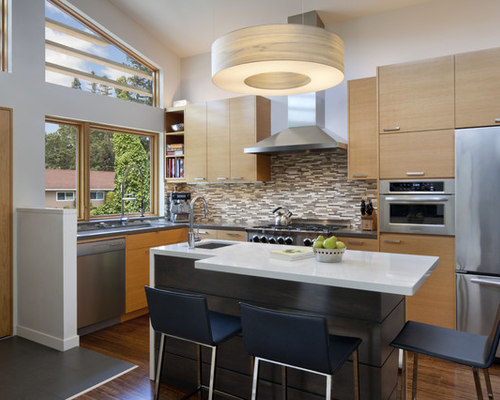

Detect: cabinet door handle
[217, 177, 228, 180]
[347, 240, 364, 245]
[231, 177, 243, 180]
[495, 119, 500, 123]
[352, 174, 368, 178]
[406, 172, 425, 176]
[383, 127, 400, 132]
[194, 177, 205, 181]
[384, 239, 401, 244]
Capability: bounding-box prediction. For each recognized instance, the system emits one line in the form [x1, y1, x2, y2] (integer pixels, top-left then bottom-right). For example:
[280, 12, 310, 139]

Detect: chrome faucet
[188, 195, 208, 248]
[120, 164, 145, 224]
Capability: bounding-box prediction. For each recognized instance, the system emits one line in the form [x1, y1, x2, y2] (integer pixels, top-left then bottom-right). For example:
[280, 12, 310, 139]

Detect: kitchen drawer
[217, 230, 246, 242]
[126, 228, 188, 250]
[379, 129, 454, 179]
[380, 233, 455, 328]
[196, 228, 219, 240]
[337, 236, 378, 252]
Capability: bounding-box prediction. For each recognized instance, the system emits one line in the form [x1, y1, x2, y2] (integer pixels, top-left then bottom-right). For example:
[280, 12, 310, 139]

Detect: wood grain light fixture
[211, 23, 344, 96]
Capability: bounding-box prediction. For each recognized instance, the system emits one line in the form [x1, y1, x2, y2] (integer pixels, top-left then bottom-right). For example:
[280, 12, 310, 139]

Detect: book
[269, 248, 314, 261]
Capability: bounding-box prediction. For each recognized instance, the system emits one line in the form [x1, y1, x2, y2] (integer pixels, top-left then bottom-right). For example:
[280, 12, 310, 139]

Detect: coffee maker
[168, 191, 191, 223]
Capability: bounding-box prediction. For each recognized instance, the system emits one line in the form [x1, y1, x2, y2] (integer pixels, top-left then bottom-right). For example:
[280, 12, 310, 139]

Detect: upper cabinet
[184, 96, 271, 183]
[165, 107, 185, 182]
[347, 77, 377, 180]
[184, 102, 208, 183]
[378, 55, 455, 134]
[455, 47, 500, 128]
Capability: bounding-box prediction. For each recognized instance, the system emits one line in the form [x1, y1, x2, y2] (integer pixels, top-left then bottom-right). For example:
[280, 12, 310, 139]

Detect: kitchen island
[150, 240, 439, 400]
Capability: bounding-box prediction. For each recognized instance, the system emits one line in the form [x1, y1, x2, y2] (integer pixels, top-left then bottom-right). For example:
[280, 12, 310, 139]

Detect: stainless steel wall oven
[379, 179, 455, 236]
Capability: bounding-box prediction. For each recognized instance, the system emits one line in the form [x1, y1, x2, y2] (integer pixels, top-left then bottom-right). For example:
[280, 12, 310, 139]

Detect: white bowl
[171, 123, 184, 132]
[313, 247, 346, 263]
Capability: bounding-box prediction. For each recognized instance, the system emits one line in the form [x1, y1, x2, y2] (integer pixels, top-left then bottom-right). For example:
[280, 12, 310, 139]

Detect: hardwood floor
[79, 315, 500, 399]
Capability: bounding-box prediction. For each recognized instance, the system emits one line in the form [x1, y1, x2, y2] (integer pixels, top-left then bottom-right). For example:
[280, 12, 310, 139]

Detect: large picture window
[45, 118, 158, 220]
[45, 0, 159, 106]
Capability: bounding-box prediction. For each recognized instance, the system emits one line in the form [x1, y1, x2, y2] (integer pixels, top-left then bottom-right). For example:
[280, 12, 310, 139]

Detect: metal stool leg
[397, 349, 407, 400]
[251, 357, 261, 400]
[282, 366, 287, 400]
[208, 345, 217, 400]
[473, 367, 484, 400]
[484, 368, 494, 400]
[154, 333, 166, 400]
[196, 344, 202, 399]
[411, 353, 418, 400]
[353, 348, 360, 400]
[326, 374, 332, 400]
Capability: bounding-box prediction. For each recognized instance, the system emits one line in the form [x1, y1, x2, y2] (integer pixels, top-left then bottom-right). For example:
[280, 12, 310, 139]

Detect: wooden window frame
[46, 117, 159, 221]
[46, 0, 160, 107]
[1, 0, 8, 71]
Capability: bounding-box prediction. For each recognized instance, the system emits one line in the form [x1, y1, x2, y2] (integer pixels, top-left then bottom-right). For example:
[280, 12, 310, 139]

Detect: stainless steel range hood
[244, 91, 347, 154]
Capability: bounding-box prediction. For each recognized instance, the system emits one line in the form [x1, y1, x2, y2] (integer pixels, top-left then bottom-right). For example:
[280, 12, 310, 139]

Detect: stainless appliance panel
[77, 238, 125, 331]
[457, 273, 500, 356]
[456, 127, 500, 274]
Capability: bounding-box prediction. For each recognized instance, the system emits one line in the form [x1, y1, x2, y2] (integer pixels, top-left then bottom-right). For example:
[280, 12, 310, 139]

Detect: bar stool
[390, 307, 500, 400]
[239, 302, 362, 400]
[145, 286, 242, 400]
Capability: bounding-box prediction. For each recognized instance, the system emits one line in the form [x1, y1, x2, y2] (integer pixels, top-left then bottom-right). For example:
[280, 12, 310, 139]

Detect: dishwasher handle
[77, 238, 126, 257]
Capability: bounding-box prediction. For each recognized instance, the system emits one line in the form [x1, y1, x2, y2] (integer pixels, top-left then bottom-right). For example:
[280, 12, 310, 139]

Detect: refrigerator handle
[470, 278, 500, 288]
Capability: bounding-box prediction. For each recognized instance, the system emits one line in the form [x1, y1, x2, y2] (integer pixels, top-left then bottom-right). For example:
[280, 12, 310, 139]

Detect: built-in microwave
[379, 179, 455, 236]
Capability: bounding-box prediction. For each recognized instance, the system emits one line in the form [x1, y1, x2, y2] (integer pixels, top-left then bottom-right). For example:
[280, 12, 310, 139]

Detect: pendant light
[211, 13, 344, 96]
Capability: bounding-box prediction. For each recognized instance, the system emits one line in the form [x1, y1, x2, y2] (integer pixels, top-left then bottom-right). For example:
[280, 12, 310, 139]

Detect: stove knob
[303, 238, 313, 247]
[284, 236, 293, 245]
[260, 236, 268, 243]
[277, 236, 285, 245]
[268, 237, 277, 244]
[252, 235, 260, 243]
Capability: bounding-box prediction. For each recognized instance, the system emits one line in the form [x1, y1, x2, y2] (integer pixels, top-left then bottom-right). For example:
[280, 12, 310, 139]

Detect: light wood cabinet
[207, 99, 230, 182]
[378, 55, 454, 133]
[125, 228, 188, 314]
[337, 236, 378, 252]
[184, 102, 207, 183]
[185, 96, 270, 183]
[379, 129, 454, 179]
[347, 77, 378, 180]
[230, 96, 271, 182]
[0, 108, 12, 338]
[455, 47, 500, 128]
[380, 233, 455, 329]
[196, 228, 246, 242]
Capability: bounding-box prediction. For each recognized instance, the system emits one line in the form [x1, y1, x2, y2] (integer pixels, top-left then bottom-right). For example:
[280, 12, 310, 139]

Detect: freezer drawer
[457, 273, 500, 358]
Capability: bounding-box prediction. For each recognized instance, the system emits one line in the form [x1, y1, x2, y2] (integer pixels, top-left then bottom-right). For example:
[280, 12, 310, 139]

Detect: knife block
[361, 213, 377, 231]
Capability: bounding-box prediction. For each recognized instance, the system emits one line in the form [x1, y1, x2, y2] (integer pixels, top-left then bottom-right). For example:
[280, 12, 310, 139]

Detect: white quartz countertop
[151, 240, 439, 296]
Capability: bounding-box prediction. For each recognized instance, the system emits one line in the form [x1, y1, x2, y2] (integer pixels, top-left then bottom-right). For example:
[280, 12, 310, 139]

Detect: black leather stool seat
[391, 320, 497, 369]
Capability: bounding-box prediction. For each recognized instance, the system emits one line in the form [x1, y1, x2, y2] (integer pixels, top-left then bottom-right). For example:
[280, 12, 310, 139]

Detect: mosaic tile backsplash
[166, 149, 378, 228]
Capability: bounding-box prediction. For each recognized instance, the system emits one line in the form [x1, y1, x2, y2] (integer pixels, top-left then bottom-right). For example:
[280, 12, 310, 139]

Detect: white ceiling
[108, 0, 435, 58]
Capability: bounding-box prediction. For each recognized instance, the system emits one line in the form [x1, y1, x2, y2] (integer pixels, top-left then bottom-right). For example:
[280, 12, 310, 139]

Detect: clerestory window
[45, 0, 159, 106]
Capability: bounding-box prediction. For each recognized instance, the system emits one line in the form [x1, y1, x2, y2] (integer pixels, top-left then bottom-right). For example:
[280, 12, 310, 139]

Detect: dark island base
[154, 255, 405, 400]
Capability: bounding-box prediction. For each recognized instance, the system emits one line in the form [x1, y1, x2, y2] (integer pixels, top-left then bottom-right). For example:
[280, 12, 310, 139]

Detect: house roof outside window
[45, 169, 115, 191]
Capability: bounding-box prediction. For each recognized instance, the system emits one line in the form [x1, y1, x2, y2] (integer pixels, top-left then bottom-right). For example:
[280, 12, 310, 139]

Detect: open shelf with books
[165, 106, 185, 182]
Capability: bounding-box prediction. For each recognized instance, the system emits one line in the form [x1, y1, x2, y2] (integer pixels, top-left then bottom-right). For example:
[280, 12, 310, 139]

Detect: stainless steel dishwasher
[77, 237, 125, 334]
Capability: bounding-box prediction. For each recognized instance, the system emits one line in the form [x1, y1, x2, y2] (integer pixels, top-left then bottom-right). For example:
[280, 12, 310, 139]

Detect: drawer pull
[225, 232, 241, 237]
[231, 177, 243, 180]
[198, 231, 209, 235]
[352, 174, 368, 178]
[406, 172, 425, 176]
[383, 127, 400, 132]
[217, 177, 228, 180]
[384, 239, 401, 244]
[194, 177, 205, 181]
[471, 278, 500, 288]
[495, 119, 500, 123]
[347, 240, 364, 245]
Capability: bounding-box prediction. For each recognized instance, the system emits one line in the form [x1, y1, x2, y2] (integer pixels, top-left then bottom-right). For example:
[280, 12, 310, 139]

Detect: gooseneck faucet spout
[188, 195, 208, 248]
[120, 164, 145, 224]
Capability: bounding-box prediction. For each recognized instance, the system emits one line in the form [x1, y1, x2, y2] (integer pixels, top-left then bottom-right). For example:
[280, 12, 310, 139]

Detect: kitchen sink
[195, 242, 236, 250]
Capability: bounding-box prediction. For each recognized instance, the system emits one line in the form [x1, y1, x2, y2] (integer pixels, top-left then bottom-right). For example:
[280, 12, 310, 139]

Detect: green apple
[323, 236, 337, 249]
[313, 239, 324, 248]
[336, 241, 346, 249]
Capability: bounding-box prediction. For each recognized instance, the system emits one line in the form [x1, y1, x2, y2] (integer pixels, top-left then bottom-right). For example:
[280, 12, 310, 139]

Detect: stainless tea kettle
[273, 207, 292, 226]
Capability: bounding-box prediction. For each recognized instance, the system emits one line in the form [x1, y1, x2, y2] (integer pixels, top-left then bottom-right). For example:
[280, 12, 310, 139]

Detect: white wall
[0, 0, 180, 335]
[180, 0, 500, 140]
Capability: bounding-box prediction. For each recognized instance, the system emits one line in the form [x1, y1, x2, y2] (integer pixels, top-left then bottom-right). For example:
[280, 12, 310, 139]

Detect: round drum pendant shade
[211, 24, 344, 96]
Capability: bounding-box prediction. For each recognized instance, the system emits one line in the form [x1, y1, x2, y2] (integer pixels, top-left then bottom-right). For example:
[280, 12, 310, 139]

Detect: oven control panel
[389, 181, 444, 192]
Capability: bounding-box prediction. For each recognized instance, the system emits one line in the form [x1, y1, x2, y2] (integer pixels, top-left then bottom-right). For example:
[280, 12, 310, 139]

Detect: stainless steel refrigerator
[456, 126, 500, 348]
